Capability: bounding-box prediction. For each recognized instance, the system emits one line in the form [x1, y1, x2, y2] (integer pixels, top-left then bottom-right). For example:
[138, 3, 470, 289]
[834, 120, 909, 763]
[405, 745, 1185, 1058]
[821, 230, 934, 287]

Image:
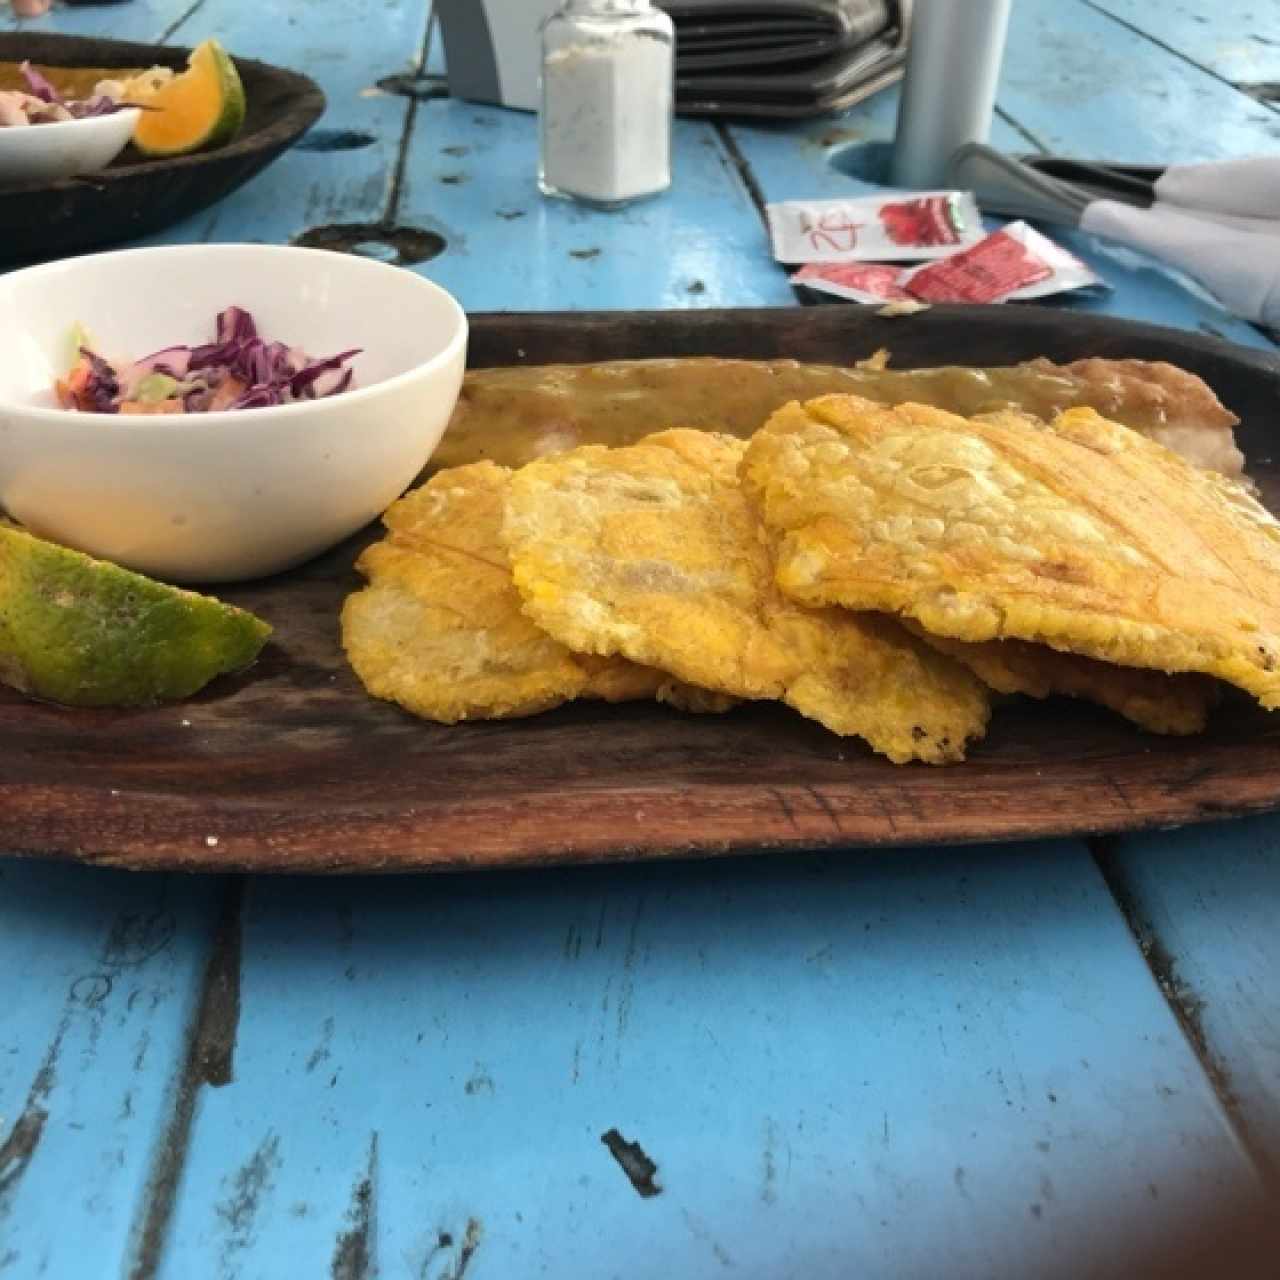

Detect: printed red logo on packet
[906, 229, 1053, 303]
[879, 196, 964, 248]
[799, 210, 865, 254]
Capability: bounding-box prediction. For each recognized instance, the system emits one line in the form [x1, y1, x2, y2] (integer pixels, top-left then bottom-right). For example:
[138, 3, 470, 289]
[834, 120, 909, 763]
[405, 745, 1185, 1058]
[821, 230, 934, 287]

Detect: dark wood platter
[0, 34, 324, 265]
[5, 306, 1280, 873]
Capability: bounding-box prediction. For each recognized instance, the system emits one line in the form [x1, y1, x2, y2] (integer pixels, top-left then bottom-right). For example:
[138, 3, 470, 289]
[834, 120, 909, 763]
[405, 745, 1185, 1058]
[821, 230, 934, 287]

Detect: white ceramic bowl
[0, 244, 468, 582]
[0, 108, 140, 186]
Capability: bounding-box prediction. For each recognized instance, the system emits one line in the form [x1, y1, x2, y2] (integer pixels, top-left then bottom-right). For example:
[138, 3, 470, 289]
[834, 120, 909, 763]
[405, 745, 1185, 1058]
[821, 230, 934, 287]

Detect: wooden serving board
[5, 306, 1280, 873]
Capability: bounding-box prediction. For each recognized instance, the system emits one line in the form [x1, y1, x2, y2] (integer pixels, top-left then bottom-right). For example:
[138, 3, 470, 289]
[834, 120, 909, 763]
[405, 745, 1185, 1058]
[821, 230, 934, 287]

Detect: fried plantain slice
[903, 626, 1219, 734]
[341, 461, 716, 722]
[743, 396, 1280, 710]
[501, 429, 989, 763]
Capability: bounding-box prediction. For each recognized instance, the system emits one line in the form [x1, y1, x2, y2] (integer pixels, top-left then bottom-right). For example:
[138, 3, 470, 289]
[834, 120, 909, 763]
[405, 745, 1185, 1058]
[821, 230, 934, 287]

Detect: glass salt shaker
[539, 0, 675, 209]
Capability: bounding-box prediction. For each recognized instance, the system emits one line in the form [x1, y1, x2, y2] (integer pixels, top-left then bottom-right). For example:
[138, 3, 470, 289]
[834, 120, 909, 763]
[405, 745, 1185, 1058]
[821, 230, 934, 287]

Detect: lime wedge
[0, 524, 270, 707]
[129, 39, 246, 159]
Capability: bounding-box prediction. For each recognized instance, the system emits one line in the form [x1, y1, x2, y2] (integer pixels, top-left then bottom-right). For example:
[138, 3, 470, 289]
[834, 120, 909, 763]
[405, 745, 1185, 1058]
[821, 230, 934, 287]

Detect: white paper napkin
[1155, 155, 1280, 221]
[1081, 168, 1280, 328]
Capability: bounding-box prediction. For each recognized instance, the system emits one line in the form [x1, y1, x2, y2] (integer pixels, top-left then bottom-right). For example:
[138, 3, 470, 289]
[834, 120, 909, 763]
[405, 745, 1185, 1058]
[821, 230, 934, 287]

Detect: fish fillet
[1027, 357, 1243, 476]
[742, 395, 1280, 710]
[501, 429, 990, 763]
[437, 356, 1243, 477]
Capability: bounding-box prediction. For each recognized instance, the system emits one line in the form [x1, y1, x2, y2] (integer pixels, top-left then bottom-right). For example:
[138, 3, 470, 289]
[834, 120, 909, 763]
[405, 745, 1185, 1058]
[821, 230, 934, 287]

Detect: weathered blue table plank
[188, 0, 426, 241]
[3, 2, 1280, 1277]
[0, 862, 223, 1278]
[7, 0, 206, 42]
[998, 0, 1280, 163]
[1088, 0, 1280, 87]
[721, 0, 1280, 1215]
[151, 847, 1263, 1279]
[398, 103, 794, 311]
[1099, 819, 1280, 1178]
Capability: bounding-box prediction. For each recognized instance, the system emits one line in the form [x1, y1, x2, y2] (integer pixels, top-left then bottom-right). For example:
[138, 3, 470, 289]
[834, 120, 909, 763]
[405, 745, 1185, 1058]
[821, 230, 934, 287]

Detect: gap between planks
[712, 122, 769, 219]
[1088, 836, 1278, 1191]
[124, 877, 246, 1280]
[993, 104, 1049, 154]
[1080, 0, 1279, 111]
[383, 6, 437, 225]
[159, 0, 209, 45]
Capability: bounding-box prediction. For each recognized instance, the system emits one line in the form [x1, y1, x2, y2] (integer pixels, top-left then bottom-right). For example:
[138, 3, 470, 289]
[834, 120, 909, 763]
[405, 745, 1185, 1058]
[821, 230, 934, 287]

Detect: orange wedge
[129, 39, 246, 158]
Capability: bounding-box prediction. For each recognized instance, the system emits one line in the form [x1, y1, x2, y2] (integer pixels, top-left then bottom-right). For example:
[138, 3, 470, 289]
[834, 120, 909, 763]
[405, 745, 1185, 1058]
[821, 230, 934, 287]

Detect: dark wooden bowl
[0, 33, 325, 265]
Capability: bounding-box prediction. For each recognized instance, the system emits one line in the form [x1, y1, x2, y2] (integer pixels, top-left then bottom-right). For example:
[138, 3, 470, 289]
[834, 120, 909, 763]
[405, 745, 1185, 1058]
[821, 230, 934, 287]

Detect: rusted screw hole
[292, 223, 446, 267]
[377, 72, 449, 101]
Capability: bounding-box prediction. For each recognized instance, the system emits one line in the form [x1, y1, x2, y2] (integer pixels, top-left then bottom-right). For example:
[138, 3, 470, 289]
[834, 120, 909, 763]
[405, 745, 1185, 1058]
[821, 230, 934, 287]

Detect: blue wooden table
[3, 3, 1279, 1277]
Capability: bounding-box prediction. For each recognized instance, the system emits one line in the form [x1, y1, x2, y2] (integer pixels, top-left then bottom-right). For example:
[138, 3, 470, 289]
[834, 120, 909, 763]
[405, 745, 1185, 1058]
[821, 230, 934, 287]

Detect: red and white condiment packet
[792, 222, 1106, 304]
[766, 191, 985, 263]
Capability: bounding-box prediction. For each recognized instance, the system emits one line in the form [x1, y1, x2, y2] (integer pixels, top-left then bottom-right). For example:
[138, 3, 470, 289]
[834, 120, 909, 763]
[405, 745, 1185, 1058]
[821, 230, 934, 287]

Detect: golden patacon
[128, 39, 245, 158]
[742, 395, 1280, 710]
[0, 523, 269, 707]
[903, 626, 1218, 735]
[341, 461, 731, 723]
[500, 428, 990, 763]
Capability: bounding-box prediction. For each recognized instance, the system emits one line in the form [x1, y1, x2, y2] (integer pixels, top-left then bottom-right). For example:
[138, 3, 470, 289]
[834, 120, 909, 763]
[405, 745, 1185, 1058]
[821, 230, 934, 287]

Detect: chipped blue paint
[153, 849, 1263, 1279]
[172, 0, 428, 246]
[998, 0, 1280, 163]
[1102, 816, 1280, 1174]
[2, 3, 1279, 1278]
[4, 1, 204, 43]
[126, 0, 426, 250]
[0, 862, 221, 1278]
[398, 103, 792, 310]
[1088, 0, 1280, 87]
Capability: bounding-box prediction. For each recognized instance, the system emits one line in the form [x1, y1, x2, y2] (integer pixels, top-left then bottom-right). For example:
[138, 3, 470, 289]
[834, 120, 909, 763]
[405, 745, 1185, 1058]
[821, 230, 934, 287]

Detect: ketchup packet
[792, 222, 1106, 304]
[791, 262, 915, 300]
[766, 191, 984, 263]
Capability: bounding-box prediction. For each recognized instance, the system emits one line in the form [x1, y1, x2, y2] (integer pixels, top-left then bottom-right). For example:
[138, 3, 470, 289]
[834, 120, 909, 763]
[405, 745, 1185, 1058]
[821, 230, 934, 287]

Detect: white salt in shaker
[539, 0, 674, 208]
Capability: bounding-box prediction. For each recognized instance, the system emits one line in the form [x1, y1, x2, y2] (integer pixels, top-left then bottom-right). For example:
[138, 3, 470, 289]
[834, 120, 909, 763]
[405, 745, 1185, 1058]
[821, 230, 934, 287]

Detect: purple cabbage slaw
[67, 307, 362, 413]
[8, 61, 138, 123]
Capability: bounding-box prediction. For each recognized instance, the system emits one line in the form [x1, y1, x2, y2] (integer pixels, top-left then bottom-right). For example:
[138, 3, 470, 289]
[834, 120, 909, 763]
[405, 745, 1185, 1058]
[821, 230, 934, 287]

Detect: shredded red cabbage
[16, 61, 140, 121]
[78, 347, 121, 413]
[19, 61, 60, 104]
[71, 95, 134, 119]
[62, 308, 362, 414]
[136, 345, 193, 379]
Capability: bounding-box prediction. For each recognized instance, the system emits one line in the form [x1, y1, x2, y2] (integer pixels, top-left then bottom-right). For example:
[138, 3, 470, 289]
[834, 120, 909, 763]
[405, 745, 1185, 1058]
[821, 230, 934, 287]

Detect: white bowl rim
[0, 105, 141, 139]
[0, 242, 469, 427]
